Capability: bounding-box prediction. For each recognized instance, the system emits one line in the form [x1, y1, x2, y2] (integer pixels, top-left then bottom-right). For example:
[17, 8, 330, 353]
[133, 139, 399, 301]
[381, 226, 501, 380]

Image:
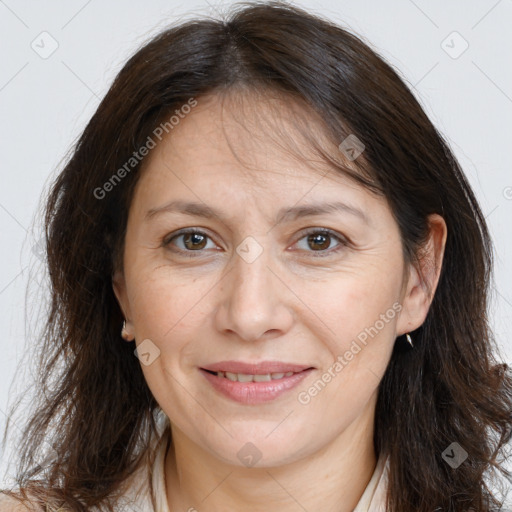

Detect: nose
[214, 245, 294, 343]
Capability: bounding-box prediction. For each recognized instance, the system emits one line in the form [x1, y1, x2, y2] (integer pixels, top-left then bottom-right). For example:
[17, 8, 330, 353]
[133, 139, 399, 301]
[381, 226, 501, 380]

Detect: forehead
[129, 90, 387, 227]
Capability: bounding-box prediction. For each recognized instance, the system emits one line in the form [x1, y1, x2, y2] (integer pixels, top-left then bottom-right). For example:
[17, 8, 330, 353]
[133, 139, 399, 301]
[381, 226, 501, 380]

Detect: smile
[199, 367, 314, 405]
[208, 370, 297, 382]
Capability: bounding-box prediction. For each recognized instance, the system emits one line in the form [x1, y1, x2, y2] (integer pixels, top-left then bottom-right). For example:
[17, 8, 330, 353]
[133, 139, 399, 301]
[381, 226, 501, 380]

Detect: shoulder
[0, 493, 71, 512]
[0, 493, 37, 511]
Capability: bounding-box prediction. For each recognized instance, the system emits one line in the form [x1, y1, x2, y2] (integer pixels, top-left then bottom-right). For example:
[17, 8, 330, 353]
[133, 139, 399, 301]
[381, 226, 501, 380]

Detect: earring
[121, 320, 132, 341]
[405, 333, 414, 348]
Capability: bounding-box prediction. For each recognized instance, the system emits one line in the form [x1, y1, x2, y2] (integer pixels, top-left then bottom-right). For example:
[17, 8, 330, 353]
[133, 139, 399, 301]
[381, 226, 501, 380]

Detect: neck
[164, 393, 378, 512]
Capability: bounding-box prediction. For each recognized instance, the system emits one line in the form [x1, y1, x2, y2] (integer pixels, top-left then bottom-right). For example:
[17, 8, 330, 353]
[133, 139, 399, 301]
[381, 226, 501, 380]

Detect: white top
[118, 412, 389, 512]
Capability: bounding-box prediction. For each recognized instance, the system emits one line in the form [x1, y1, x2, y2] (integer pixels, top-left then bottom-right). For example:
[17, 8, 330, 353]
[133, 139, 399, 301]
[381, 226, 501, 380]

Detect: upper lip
[201, 360, 314, 374]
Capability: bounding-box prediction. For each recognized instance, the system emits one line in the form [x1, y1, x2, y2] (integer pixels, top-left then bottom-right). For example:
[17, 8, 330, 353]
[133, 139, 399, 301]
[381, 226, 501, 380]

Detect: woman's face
[113, 92, 428, 467]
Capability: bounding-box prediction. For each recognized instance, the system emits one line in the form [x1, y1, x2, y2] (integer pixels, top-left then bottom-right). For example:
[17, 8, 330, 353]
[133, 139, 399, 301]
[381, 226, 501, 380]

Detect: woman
[1, 1, 511, 511]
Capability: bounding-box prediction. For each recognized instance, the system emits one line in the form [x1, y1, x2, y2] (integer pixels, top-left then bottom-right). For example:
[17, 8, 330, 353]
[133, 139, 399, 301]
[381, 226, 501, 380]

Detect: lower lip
[199, 368, 314, 405]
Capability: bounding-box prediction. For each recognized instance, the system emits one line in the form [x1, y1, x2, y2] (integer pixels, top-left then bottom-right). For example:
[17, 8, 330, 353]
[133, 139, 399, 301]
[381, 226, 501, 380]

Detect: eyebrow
[144, 199, 370, 226]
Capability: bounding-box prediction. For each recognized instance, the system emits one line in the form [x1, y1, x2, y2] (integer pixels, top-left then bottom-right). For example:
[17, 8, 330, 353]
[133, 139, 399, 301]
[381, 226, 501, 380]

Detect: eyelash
[163, 228, 349, 258]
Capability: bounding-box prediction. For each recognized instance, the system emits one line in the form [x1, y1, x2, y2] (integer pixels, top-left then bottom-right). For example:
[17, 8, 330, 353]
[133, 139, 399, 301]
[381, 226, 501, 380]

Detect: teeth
[215, 371, 297, 382]
[253, 374, 272, 382]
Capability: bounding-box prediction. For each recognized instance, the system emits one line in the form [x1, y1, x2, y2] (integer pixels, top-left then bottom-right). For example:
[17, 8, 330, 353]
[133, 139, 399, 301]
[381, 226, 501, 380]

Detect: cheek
[301, 264, 402, 355]
[126, 272, 213, 407]
[294, 276, 400, 429]
[127, 269, 216, 357]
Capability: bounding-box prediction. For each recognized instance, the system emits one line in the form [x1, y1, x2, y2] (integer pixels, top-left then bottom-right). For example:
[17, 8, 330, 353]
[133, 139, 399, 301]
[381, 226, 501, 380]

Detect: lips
[200, 360, 314, 374]
[200, 365, 314, 405]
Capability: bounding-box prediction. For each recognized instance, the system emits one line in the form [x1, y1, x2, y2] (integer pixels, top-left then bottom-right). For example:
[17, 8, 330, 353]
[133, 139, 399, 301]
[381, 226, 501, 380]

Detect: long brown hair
[2, 1, 511, 510]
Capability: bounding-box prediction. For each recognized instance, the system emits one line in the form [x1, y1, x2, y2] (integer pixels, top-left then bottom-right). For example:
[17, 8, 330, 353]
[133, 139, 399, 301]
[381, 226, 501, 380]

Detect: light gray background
[1, 0, 511, 488]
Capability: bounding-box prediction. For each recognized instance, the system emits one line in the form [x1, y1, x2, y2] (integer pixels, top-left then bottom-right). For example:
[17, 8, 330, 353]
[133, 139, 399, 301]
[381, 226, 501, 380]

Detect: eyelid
[163, 228, 212, 246]
[291, 227, 349, 255]
[296, 227, 348, 242]
[163, 228, 219, 256]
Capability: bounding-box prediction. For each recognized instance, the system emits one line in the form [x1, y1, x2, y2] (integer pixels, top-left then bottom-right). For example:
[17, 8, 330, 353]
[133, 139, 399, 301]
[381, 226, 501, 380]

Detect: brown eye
[182, 232, 207, 250]
[295, 229, 347, 256]
[307, 232, 331, 251]
[164, 230, 216, 256]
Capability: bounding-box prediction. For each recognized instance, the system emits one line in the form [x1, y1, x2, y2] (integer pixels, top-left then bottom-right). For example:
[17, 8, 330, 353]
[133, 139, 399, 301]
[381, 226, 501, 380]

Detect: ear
[112, 269, 134, 334]
[396, 213, 447, 336]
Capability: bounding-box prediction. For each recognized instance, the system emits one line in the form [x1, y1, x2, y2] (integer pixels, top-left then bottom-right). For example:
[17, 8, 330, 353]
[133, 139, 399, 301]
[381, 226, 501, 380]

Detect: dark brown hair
[2, 1, 511, 510]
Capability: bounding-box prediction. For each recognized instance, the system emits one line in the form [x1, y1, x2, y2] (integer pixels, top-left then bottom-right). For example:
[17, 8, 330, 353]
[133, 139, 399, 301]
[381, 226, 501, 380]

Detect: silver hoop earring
[405, 333, 414, 348]
[121, 320, 131, 341]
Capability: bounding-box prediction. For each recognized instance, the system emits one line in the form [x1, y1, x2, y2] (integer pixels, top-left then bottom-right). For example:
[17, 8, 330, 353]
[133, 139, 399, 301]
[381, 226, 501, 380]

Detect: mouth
[200, 360, 314, 375]
[201, 368, 309, 382]
[199, 361, 315, 404]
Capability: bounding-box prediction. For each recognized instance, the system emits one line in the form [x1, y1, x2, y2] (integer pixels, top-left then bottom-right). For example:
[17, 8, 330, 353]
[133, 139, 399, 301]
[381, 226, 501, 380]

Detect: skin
[113, 91, 447, 512]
